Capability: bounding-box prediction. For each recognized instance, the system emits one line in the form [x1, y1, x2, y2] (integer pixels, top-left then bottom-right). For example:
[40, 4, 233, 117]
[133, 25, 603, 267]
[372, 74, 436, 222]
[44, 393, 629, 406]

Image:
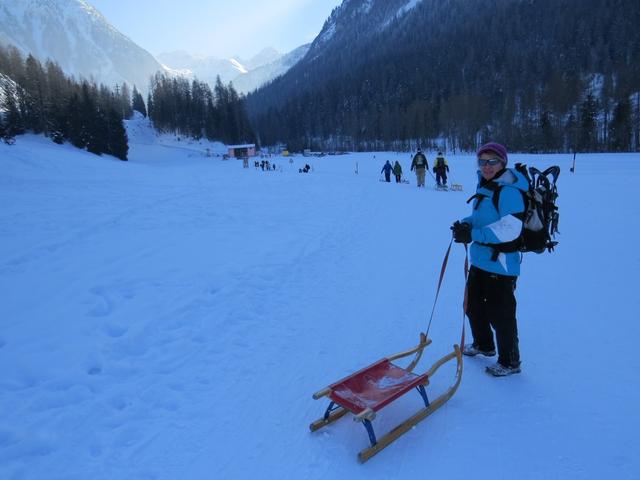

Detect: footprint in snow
[101, 323, 128, 338]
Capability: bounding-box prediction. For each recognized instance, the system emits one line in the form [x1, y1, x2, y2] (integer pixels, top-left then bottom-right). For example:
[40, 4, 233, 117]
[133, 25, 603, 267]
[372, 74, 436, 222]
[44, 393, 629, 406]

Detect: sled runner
[310, 334, 462, 462]
[310, 241, 467, 462]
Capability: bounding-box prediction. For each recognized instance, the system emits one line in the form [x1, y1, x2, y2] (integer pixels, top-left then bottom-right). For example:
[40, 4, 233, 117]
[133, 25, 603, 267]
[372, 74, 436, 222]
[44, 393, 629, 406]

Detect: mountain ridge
[0, 0, 165, 93]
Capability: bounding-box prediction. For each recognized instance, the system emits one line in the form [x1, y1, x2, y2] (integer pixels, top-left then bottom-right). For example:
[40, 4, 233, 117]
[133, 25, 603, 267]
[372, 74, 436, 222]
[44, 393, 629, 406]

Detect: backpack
[436, 157, 445, 168]
[491, 163, 560, 254]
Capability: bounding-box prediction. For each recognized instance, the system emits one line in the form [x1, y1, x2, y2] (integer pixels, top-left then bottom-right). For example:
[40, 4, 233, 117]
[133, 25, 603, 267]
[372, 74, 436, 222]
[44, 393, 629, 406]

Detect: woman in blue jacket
[451, 142, 528, 376]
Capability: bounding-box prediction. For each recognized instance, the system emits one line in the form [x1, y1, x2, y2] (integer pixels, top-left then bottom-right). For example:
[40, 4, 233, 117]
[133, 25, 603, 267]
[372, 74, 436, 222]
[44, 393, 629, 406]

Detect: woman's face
[478, 152, 504, 180]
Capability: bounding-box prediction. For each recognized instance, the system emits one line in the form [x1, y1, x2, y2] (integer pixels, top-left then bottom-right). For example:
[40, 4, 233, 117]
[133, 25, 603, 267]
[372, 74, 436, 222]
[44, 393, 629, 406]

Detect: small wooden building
[228, 144, 256, 158]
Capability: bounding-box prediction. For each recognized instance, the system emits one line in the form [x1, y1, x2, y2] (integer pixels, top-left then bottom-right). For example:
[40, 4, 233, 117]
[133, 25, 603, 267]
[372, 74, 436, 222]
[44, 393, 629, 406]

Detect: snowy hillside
[1, 125, 639, 479]
[0, 0, 163, 92]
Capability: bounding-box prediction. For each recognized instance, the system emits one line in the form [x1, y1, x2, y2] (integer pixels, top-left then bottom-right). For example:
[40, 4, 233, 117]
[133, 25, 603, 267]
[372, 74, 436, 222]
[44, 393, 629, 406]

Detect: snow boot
[462, 343, 496, 357]
[485, 362, 521, 377]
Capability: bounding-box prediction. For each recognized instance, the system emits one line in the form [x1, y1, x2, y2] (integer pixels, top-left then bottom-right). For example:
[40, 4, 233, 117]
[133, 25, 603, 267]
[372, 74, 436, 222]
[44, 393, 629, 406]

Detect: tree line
[247, 0, 640, 153]
[147, 73, 254, 145]
[0, 44, 255, 160]
[0, 44, 131, 160]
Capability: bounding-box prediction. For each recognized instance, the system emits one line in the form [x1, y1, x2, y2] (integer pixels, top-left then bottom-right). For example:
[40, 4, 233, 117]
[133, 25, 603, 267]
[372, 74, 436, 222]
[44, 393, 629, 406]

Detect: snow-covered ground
[1, 119, 639, 479]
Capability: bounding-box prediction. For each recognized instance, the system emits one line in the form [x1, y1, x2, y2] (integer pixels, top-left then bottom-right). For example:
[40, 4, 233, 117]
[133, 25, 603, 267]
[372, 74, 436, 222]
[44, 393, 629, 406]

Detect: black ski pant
[435, 169, 447, 186]
[395, 174, 401, 183]
[384, 172, 391, 182]
[466, 265, 520, 367]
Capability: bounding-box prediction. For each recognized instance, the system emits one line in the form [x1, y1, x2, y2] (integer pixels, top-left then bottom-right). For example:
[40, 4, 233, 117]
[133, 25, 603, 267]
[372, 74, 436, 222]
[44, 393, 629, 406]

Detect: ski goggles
[477, 158, 504, 167]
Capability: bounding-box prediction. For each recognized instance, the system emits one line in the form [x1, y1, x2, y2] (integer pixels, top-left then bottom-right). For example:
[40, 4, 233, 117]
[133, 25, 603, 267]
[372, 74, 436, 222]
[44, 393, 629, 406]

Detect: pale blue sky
[90, 0, 343, 60]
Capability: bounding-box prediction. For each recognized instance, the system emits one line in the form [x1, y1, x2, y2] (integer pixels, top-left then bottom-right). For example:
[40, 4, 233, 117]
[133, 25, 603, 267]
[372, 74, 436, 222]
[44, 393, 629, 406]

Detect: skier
[381, 160, 393, 182]
[433, 151, 449, 188]
[393, 160, 403, 183]
[450, 142, 528, 377]
[410, 148, 429, 187]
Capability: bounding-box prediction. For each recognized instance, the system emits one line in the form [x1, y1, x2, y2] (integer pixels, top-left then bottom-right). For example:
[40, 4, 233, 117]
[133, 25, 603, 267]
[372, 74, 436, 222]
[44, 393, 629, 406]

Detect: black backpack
[500, 163, 560, 253]
[522, 164, 560, 253]
[478, 163, 560, 255]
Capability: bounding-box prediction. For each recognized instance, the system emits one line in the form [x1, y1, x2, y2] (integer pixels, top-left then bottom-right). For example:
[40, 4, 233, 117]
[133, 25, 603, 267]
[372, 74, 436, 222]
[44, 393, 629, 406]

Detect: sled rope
[461, 243, 468, 347]
[425, 238, 454, 339]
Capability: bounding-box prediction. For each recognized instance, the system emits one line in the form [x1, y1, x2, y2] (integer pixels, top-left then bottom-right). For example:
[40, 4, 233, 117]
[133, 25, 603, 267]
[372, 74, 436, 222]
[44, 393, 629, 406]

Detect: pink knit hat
[477, 142, 508, 165]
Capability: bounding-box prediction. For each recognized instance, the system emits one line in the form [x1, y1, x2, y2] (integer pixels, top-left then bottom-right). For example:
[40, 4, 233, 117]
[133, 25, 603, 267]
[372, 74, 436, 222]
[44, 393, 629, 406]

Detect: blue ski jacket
[381, 161, 393, 174]
[461, 168, 528, 276]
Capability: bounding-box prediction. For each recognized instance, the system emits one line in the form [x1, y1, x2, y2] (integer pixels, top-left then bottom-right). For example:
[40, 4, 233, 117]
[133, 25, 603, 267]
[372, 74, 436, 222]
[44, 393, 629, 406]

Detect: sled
[310, 333, 462, 462]
[450, 183, 463, 191]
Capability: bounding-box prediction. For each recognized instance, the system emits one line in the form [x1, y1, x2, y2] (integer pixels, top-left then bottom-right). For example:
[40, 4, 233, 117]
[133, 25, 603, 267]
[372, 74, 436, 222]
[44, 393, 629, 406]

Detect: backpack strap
[478, 181, 526, 259]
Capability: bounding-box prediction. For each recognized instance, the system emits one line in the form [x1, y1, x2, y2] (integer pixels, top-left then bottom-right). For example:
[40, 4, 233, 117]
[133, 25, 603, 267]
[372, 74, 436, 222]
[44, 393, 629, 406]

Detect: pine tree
[578, 94, 598, 152]
[609, 99, 632, 151]
[147, 92, 154, 119]
[22, 54, 48, 134]
[0, 111, 6, 142]
[132, 85, 147, 117]
[3, 85, 25, 139]
[66, 92, 84, 148]
[105, 107, 128, 160]
[120, 82, 133, 119]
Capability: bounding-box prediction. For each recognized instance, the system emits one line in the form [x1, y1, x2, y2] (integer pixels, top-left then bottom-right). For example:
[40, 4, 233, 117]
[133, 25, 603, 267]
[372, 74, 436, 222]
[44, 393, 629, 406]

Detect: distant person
[433, 151, 449, 187]
[393, 161, 403, 183]
[410, 148, 429, 187]
[381, 160, 393, 182]
[451, 142, 528, 377]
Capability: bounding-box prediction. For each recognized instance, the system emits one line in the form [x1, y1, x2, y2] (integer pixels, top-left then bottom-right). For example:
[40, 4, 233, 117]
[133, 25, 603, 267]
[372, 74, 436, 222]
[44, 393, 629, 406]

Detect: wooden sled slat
[359, 345, 462, 462]
[310, 334, 463, 462]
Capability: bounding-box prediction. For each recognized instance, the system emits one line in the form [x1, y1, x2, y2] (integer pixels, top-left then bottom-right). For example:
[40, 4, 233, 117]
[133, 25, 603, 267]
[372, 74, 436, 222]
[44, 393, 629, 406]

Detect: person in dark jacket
[433, 151, 449, 187]
[392, 161, 403, 183]
[381, 160, 393, 182]
[451, 142, 527, 377]
[410, 148, 429, 187]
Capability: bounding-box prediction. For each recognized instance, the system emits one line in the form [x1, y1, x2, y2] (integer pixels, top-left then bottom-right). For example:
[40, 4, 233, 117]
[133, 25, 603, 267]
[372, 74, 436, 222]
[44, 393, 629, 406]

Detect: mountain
[157, 45, 309, 94]
[156, 50, 247, 85]
[0, 0, 163, 92]
[247, 0, 640, 153]
[232, 44, 310, 94]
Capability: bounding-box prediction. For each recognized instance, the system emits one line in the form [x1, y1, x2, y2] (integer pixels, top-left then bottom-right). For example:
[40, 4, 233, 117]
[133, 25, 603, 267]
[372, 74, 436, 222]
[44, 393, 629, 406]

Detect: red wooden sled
[310, 332, 462, 462]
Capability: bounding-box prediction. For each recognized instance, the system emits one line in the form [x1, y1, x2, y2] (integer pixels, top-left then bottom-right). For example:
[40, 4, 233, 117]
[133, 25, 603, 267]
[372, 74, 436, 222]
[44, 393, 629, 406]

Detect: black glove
[451, 221, 472, 244]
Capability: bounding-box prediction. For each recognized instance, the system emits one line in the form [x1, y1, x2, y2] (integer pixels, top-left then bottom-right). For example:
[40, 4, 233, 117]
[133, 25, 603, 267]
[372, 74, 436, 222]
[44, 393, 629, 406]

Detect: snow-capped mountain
[0, 0, 163, 92]
[232, 44, 310, 94]
[156, 51, 247, 85]
[157, 45, 309, 94]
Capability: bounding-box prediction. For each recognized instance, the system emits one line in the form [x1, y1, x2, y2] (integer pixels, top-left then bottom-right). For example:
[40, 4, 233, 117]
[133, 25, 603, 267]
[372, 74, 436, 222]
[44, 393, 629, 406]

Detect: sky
[90, 0, 343, 60]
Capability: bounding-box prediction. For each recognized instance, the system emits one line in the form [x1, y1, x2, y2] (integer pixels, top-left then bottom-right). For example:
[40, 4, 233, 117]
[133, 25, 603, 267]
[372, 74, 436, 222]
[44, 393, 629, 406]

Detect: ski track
[1, 135, 639, 479]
